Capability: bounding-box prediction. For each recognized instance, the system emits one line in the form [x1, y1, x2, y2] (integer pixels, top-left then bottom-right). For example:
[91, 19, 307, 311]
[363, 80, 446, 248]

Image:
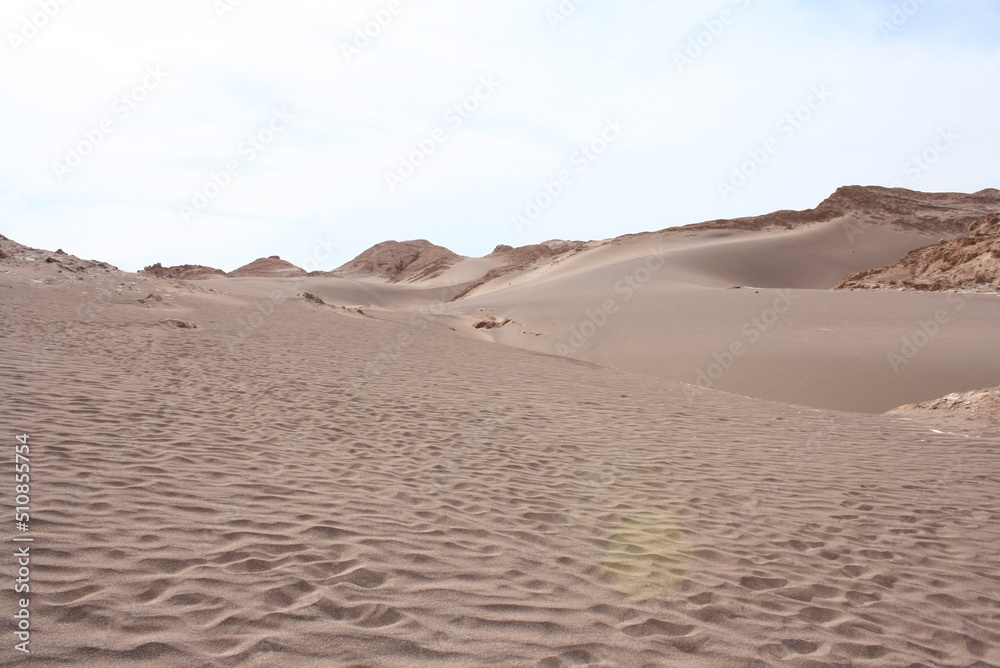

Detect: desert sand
[199, 187, 1000, 413]
[2, 186, 1000, 667]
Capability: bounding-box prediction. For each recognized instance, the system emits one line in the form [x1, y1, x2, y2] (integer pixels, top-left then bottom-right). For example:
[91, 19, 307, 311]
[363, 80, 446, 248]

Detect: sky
[1, 0, 998, 272]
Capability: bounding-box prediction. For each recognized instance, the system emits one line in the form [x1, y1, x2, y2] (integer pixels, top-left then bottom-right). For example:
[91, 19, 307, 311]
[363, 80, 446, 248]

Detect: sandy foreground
[2, 260, 1000, 667]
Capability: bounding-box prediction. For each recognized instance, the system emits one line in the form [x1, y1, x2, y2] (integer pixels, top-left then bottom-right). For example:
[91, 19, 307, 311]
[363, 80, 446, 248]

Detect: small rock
[474, 317, 511, 330]
[301, 292, 326, 305]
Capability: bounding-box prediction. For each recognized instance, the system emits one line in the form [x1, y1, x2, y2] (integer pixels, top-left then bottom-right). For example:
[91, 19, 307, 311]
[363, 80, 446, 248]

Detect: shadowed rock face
[330, 239, 462, 283]
[835, 212, 1000, 292]
[141, 263, 227, 280]
[228, 256, 307, 278]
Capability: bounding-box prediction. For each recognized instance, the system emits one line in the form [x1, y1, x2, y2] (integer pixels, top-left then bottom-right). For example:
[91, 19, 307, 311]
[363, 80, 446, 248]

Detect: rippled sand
[2, 269, 999, 667]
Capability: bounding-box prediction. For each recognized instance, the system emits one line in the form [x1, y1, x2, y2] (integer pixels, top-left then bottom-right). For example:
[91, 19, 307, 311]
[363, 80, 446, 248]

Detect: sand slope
[418, 215, 999, 413]
[238, 186, 1000, 414]
[2, 265, 1000, 667]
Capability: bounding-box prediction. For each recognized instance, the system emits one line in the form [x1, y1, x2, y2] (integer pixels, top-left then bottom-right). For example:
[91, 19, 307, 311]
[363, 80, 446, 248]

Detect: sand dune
[286, 219, 998, 413]
[201, 186, 997, 414]
[2, 264, 1000, 667]
[430, 214, 1000, 411]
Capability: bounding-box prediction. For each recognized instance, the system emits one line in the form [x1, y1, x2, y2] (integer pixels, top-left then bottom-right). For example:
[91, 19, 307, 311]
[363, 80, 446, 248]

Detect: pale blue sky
[2, 0, 997, 271]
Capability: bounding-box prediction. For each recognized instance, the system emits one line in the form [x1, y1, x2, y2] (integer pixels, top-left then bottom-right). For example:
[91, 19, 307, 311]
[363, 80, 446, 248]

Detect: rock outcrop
[141, 263, 227, 280]
[835, 212, 1000, 292]
[0, 236, 116, 273]
[887, 387, 1000, 423]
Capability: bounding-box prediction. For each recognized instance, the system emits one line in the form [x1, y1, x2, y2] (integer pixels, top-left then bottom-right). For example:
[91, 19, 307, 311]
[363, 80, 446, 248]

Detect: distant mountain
[8, 185, 1000, 289]
[661, 186, 1000, 236]
[330, 240, 462, 283]
[228, 256, 307, 278]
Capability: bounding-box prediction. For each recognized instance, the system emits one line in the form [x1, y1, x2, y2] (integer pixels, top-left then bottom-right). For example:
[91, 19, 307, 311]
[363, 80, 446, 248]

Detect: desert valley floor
[2, 187, 1000, 667]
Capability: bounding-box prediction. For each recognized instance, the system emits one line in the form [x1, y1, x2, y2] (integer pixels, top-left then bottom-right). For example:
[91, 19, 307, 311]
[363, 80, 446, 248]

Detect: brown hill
[663, 185, 1000, 236]
[835, 212, 1000, 292]
[141, 263, 226, 280]
[330, 240, 462, 283]
[228, 256, 307, 278]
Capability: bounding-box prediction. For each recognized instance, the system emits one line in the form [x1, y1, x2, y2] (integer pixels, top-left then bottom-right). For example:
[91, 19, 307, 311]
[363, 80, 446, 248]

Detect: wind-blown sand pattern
[2, 265, 1000, 668]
